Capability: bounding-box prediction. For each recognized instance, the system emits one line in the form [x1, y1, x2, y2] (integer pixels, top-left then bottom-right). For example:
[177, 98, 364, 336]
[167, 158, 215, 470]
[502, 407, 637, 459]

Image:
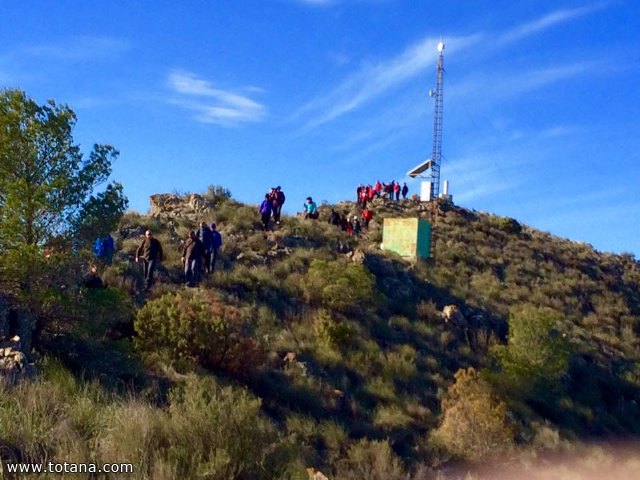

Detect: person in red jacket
[374, 180, 382, 197]
[361, 207, 374, 229]
[393, 182, 400, 201]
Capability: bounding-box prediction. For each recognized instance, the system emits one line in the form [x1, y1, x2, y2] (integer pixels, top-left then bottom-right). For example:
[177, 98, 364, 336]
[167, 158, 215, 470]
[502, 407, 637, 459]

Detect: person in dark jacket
[136, 230, 164, 289]
[210, 223, 222, 272]
[273, 186, 286, 225]
[196, 221, 213, 274]
[182, 231, 204, 287]
[401, 182, 409, 200]
[259, 194, 273, 231]
[328, 208, 341, 227]
[352, 217, 362, 236]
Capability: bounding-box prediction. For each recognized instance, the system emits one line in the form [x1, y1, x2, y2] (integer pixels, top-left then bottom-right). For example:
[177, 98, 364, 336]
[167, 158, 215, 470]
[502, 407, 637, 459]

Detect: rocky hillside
[2, 187, 640, 479]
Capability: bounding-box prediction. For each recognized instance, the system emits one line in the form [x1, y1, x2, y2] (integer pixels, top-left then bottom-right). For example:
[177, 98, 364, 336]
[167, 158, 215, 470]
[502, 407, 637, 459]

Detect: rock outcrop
[149, 193, 213, 220]
[0, 336, 36, 384]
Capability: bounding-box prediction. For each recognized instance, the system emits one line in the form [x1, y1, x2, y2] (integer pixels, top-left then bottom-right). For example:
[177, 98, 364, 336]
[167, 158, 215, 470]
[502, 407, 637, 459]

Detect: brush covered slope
[2, 188, 640, 479]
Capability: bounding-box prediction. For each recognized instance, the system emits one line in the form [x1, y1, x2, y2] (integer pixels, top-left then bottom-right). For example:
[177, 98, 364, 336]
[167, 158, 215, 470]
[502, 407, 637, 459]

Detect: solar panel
[406, 159, 434, 178]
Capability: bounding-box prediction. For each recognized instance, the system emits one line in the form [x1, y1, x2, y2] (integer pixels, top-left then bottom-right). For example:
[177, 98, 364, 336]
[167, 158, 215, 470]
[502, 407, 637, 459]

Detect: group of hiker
[357, 180, 408, 207]
[181, 222, 223, 287]
[259, 186, 286, 230]
[327, 208, 370, 236]
[132, 222, 222, 289]
[124, 180, 396, 291]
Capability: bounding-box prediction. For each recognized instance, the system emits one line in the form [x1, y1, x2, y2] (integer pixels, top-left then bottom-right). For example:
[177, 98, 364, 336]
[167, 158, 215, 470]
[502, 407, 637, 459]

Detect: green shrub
[431, 368, 515, 462]
[335, 439, 405, 480]
[205, 184, 232, 203]
[492, 305, 572, 393]
[364, 376, 397, 402]
[381, 344, 417, 383]
[78, 286, 134, 338]
[134, 290, 265, 377]
[301, 259, 376, 313]
[486, 215, 522, 234]
[313, 309, 355, 349]
[372, 405, 412, 432]
[97, 375, 300, 480]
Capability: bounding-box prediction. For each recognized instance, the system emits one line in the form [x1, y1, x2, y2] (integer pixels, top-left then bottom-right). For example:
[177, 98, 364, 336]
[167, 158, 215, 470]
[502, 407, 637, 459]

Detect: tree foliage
[431, 368, 515, 462]
[492, 305, 572, 392]
[0, 89, 124, 248]
[134, 290, 265, 377]
[73, 181, 128, 244]
[301, 259, 376, 313]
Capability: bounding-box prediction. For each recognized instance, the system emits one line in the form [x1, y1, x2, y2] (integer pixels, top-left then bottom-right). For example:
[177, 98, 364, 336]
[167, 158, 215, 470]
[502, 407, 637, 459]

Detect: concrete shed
[382, 218, 431, 259]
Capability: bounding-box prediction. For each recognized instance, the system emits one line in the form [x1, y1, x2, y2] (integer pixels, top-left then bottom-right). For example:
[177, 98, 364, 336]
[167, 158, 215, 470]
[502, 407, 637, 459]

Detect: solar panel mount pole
[430, 40, 445, 200]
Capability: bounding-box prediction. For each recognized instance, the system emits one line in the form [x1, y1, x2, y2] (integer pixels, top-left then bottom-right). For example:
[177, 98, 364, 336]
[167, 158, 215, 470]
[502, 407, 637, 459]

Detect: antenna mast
[430, 40, 445, 199]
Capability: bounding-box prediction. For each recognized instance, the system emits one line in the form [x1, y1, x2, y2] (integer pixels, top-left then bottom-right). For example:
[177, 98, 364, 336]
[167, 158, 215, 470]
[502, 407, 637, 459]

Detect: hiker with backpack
[196, 221, 213, 274]
[136, 230, 164, 290]
[260, 194, 273, 230]
[182, 230, 204, 287]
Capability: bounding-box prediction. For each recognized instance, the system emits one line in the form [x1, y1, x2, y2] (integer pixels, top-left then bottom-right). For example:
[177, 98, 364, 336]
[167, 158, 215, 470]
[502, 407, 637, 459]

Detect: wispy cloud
[496, 3, 608, 47]
[296, 3, 606, 131]
[17, 36, 130, 62]
[448, 60, 603, 108]
[540, 125, 582, 138]
[297, 34, 481, 128]
[167, 70, 266, 126]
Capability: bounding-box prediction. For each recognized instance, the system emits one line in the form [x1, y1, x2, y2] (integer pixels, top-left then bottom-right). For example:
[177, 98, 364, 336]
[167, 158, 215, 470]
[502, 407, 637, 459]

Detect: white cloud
[20, 36, 130, 62]
[540, 125, 582, 138]
[297, 34, 482, 128]
[296, 4, 606, 131]
[496, 3, 607, 47]
[167, 70, 266, 126]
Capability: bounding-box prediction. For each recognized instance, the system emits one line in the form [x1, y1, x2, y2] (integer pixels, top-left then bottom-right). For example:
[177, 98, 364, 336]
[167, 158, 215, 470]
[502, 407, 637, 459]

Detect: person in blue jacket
[93, 234, 115, 265]
[259, 194, 273, 230]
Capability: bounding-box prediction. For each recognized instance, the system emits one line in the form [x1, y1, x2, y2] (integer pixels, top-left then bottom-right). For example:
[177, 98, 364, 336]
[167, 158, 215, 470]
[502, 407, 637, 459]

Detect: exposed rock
[282, 351, 307, 377]
[119, 223, 146, 239]
[349, 249, 366, 264]
[307, 468, 330, 480]
[442, 305, 468, 327]
[0, 335, 36, 384]
[266, 245, 292, 260]
[283, 351, 297, 363]
[187, 193, 206, 212]
[149, 193, 181, 216]
[149, 193, 214, 219]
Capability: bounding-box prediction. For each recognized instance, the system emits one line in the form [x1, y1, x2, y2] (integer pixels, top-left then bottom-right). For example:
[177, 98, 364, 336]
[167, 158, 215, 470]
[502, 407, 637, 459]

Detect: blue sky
[1, 0, 639, 254]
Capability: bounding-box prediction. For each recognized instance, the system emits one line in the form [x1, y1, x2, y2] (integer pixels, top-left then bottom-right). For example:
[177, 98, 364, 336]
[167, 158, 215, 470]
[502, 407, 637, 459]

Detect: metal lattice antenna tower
[430, 40, 445, 198]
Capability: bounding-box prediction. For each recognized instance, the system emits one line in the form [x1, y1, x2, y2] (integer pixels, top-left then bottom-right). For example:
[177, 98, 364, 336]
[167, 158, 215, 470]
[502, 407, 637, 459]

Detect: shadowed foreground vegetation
[2, 187, 640, 479]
